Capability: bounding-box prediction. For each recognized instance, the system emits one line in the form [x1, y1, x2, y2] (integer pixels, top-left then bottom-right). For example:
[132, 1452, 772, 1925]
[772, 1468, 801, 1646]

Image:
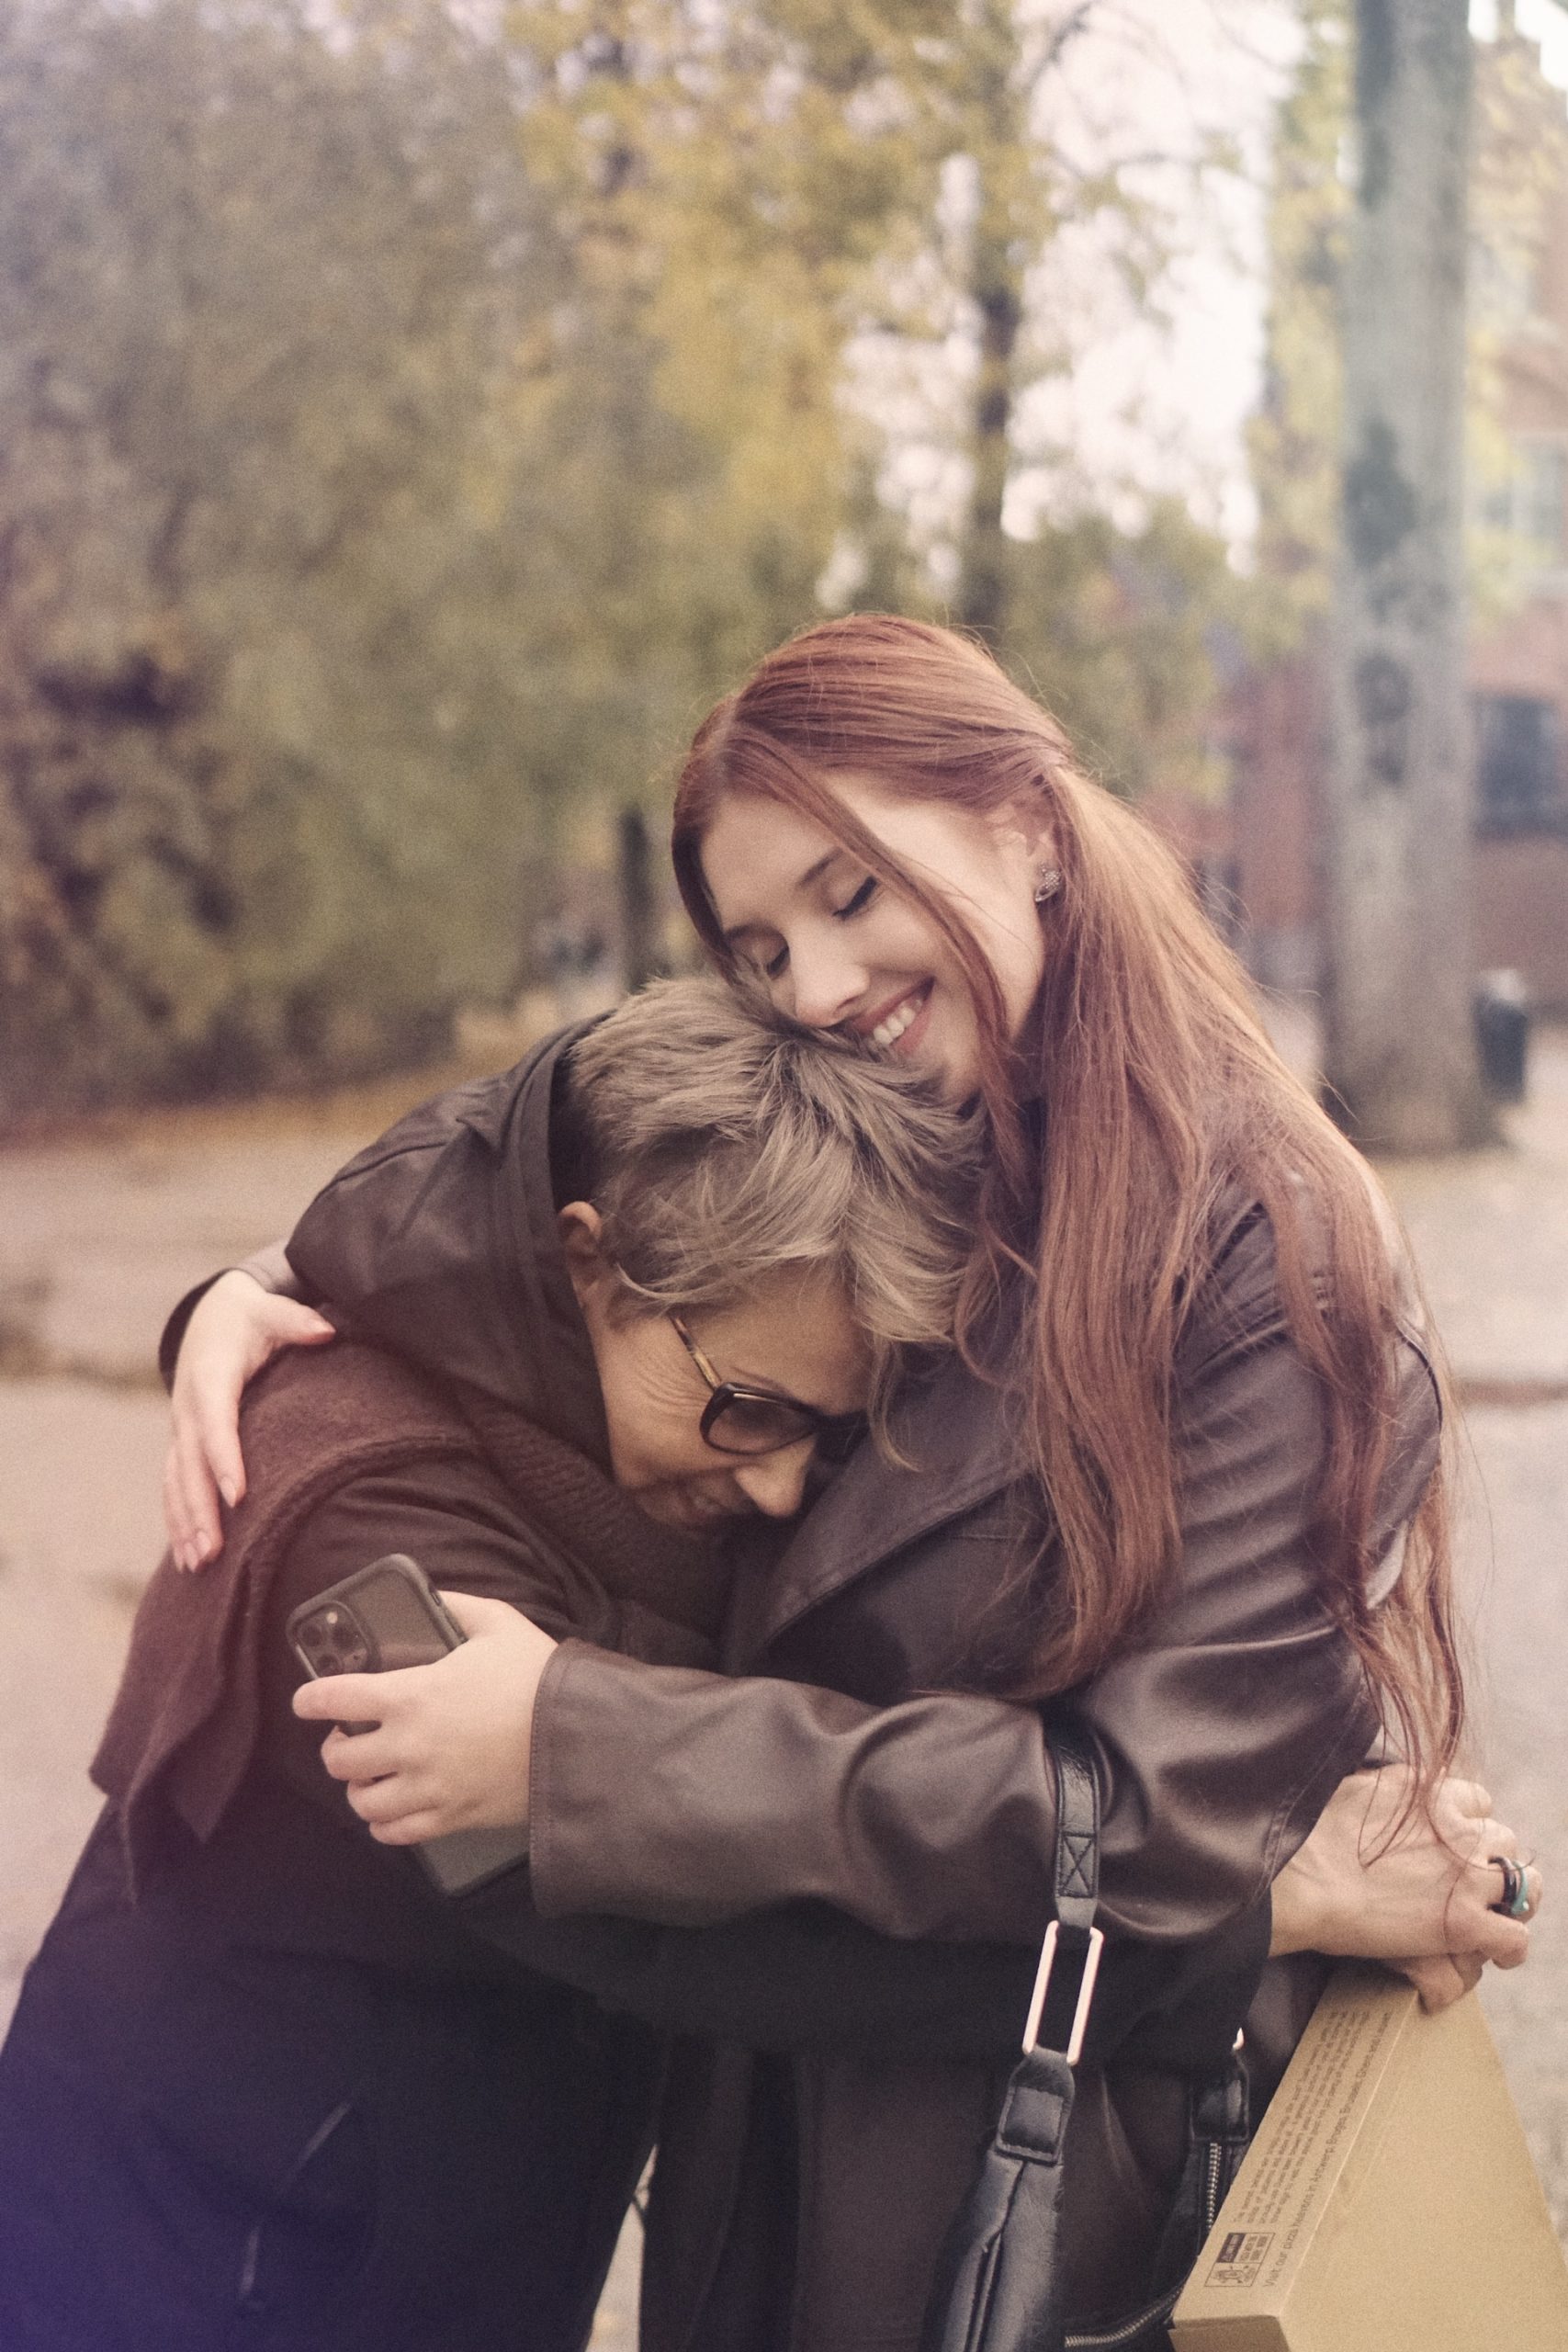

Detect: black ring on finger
[1490, 1855, 1529, 1919]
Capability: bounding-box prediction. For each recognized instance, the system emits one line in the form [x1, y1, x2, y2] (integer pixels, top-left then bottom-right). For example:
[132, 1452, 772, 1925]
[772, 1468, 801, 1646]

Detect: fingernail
[219, 1480, 238, 1510]
[191, 1532, 209, 1563]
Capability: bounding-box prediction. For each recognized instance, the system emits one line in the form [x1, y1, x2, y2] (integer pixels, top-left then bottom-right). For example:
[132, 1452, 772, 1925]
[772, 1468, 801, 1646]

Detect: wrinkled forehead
[694, 1268, 872, 1415]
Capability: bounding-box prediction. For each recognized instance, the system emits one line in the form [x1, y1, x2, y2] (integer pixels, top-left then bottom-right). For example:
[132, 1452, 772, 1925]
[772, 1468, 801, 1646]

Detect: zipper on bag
[1063, 2130, 1229, 2352]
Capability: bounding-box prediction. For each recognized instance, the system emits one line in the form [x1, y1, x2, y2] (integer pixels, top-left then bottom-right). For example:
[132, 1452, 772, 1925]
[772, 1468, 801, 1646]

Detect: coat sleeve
[157, 1241, 306, 1389]
[454, 1884, 1262, 2069]
[265, 1464, 1214, 2062]
[525, 1211, 1442, 1950]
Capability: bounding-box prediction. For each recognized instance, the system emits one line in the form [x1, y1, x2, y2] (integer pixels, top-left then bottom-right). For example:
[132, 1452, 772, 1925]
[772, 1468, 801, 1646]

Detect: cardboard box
[1168, 1963, 1568, 2351]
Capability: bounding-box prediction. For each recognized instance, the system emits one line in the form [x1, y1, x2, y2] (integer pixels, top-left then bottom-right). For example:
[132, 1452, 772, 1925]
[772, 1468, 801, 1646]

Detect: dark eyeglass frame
[668, 1312, 868, 1465]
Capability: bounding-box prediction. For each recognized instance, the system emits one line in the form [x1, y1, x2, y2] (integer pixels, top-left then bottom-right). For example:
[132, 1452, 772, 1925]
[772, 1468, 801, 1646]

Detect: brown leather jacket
[221, 1028, 1442, 2352]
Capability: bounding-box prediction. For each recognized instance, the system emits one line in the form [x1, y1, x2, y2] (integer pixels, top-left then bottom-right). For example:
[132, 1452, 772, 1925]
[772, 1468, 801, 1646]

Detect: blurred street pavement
[0, 1023, 1565, 2299]
[1376, 1025, 1568, 2235]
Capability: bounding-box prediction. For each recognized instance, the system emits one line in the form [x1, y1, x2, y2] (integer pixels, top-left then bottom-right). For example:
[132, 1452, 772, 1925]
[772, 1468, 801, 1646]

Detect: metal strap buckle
[1022, 1920, 1104, 2065]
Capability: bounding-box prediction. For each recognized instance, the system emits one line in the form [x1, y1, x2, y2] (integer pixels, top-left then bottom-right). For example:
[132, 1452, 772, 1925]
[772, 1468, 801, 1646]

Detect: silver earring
[1032, 865, 1062, 905]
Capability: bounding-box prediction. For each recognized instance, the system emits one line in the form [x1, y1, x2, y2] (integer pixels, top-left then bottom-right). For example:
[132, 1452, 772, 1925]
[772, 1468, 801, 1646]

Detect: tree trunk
[958, 252, 1022, 643]
[955, 2, 1026, 644]
[1324, 0, 1491, 1149]
[618, 803, 660, 992]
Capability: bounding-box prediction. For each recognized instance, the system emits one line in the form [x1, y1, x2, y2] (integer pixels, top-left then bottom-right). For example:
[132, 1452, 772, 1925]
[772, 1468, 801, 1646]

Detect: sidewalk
[0, 1023, 1564, 2270]
[1371, 1023, 1568, 2231]
[1260, 999, 1568, 1391]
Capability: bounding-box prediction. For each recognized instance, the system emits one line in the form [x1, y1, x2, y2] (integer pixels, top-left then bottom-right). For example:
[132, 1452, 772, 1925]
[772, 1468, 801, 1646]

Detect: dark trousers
[0, 1806, 660, 2352]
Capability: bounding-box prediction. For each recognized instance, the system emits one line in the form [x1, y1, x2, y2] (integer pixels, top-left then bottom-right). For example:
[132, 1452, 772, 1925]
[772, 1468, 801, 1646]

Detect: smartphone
[287, 1553, 530, 1899]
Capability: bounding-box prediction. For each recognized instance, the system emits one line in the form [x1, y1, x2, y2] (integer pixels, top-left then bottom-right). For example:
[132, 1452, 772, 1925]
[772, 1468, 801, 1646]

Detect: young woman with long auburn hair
[159, 614, 1535, 2350]
[669, 613, 1459, 1782]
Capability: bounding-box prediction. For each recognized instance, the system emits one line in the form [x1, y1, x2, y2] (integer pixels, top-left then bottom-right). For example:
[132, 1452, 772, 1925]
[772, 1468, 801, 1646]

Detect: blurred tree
[0, 0, 559, 1113]
[0, 0, 1262, 1115]
[1247, 0, 1559, 1141]
[924, 0, 1100, 644]
[1245, 0, 1349, 660]
[1007, 499, 1237, 801]
[749, 0, 1236, 765]
[489, 0, 880, 830]
[1325, 0, 1489, 1148]
[767, 3, 1236, 652]
[1247, 0, 1562, 654]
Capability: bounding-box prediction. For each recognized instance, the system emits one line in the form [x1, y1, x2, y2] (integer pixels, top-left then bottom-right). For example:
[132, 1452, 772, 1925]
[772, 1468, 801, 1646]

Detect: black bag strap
[1052, 1728, 1100, 1927]
[1023, 1721, 1103, 2064]
[918, 1717, 1101, 2352]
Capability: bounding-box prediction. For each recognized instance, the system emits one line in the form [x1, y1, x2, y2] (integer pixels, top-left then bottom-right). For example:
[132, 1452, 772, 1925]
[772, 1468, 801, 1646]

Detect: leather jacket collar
[731, 1306, 1028, 1668]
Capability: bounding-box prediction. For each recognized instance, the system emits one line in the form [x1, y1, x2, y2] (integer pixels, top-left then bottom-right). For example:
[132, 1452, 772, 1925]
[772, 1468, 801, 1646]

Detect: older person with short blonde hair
[0, 978, 992, 2352]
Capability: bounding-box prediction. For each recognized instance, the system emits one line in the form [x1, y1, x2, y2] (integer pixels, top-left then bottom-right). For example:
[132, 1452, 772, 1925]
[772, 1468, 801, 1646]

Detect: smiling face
[699, 774, 1048, 1104]
[563, 1209, 872, 1531]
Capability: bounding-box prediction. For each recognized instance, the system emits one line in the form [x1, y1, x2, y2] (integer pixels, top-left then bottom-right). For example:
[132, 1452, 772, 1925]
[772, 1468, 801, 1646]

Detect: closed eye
[753, 869, 874, 979]
[831, 875, 878, 922]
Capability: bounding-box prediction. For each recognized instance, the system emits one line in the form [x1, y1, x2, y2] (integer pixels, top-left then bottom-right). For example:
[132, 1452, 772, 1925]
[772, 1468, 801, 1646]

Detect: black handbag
[919, 1718, 1251, 2352]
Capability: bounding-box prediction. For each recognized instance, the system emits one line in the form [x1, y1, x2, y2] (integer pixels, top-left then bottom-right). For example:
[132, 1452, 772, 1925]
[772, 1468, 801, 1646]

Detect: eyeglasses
[668, 1313, 868, 1465]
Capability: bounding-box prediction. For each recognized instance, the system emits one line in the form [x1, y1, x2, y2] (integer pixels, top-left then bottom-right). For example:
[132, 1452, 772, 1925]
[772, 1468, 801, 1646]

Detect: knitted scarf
[93, 1341, 719, 1891]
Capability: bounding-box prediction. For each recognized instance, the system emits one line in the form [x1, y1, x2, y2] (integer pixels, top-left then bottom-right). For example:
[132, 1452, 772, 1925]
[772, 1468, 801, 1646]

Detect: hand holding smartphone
[288, 1554, 531, 1898]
